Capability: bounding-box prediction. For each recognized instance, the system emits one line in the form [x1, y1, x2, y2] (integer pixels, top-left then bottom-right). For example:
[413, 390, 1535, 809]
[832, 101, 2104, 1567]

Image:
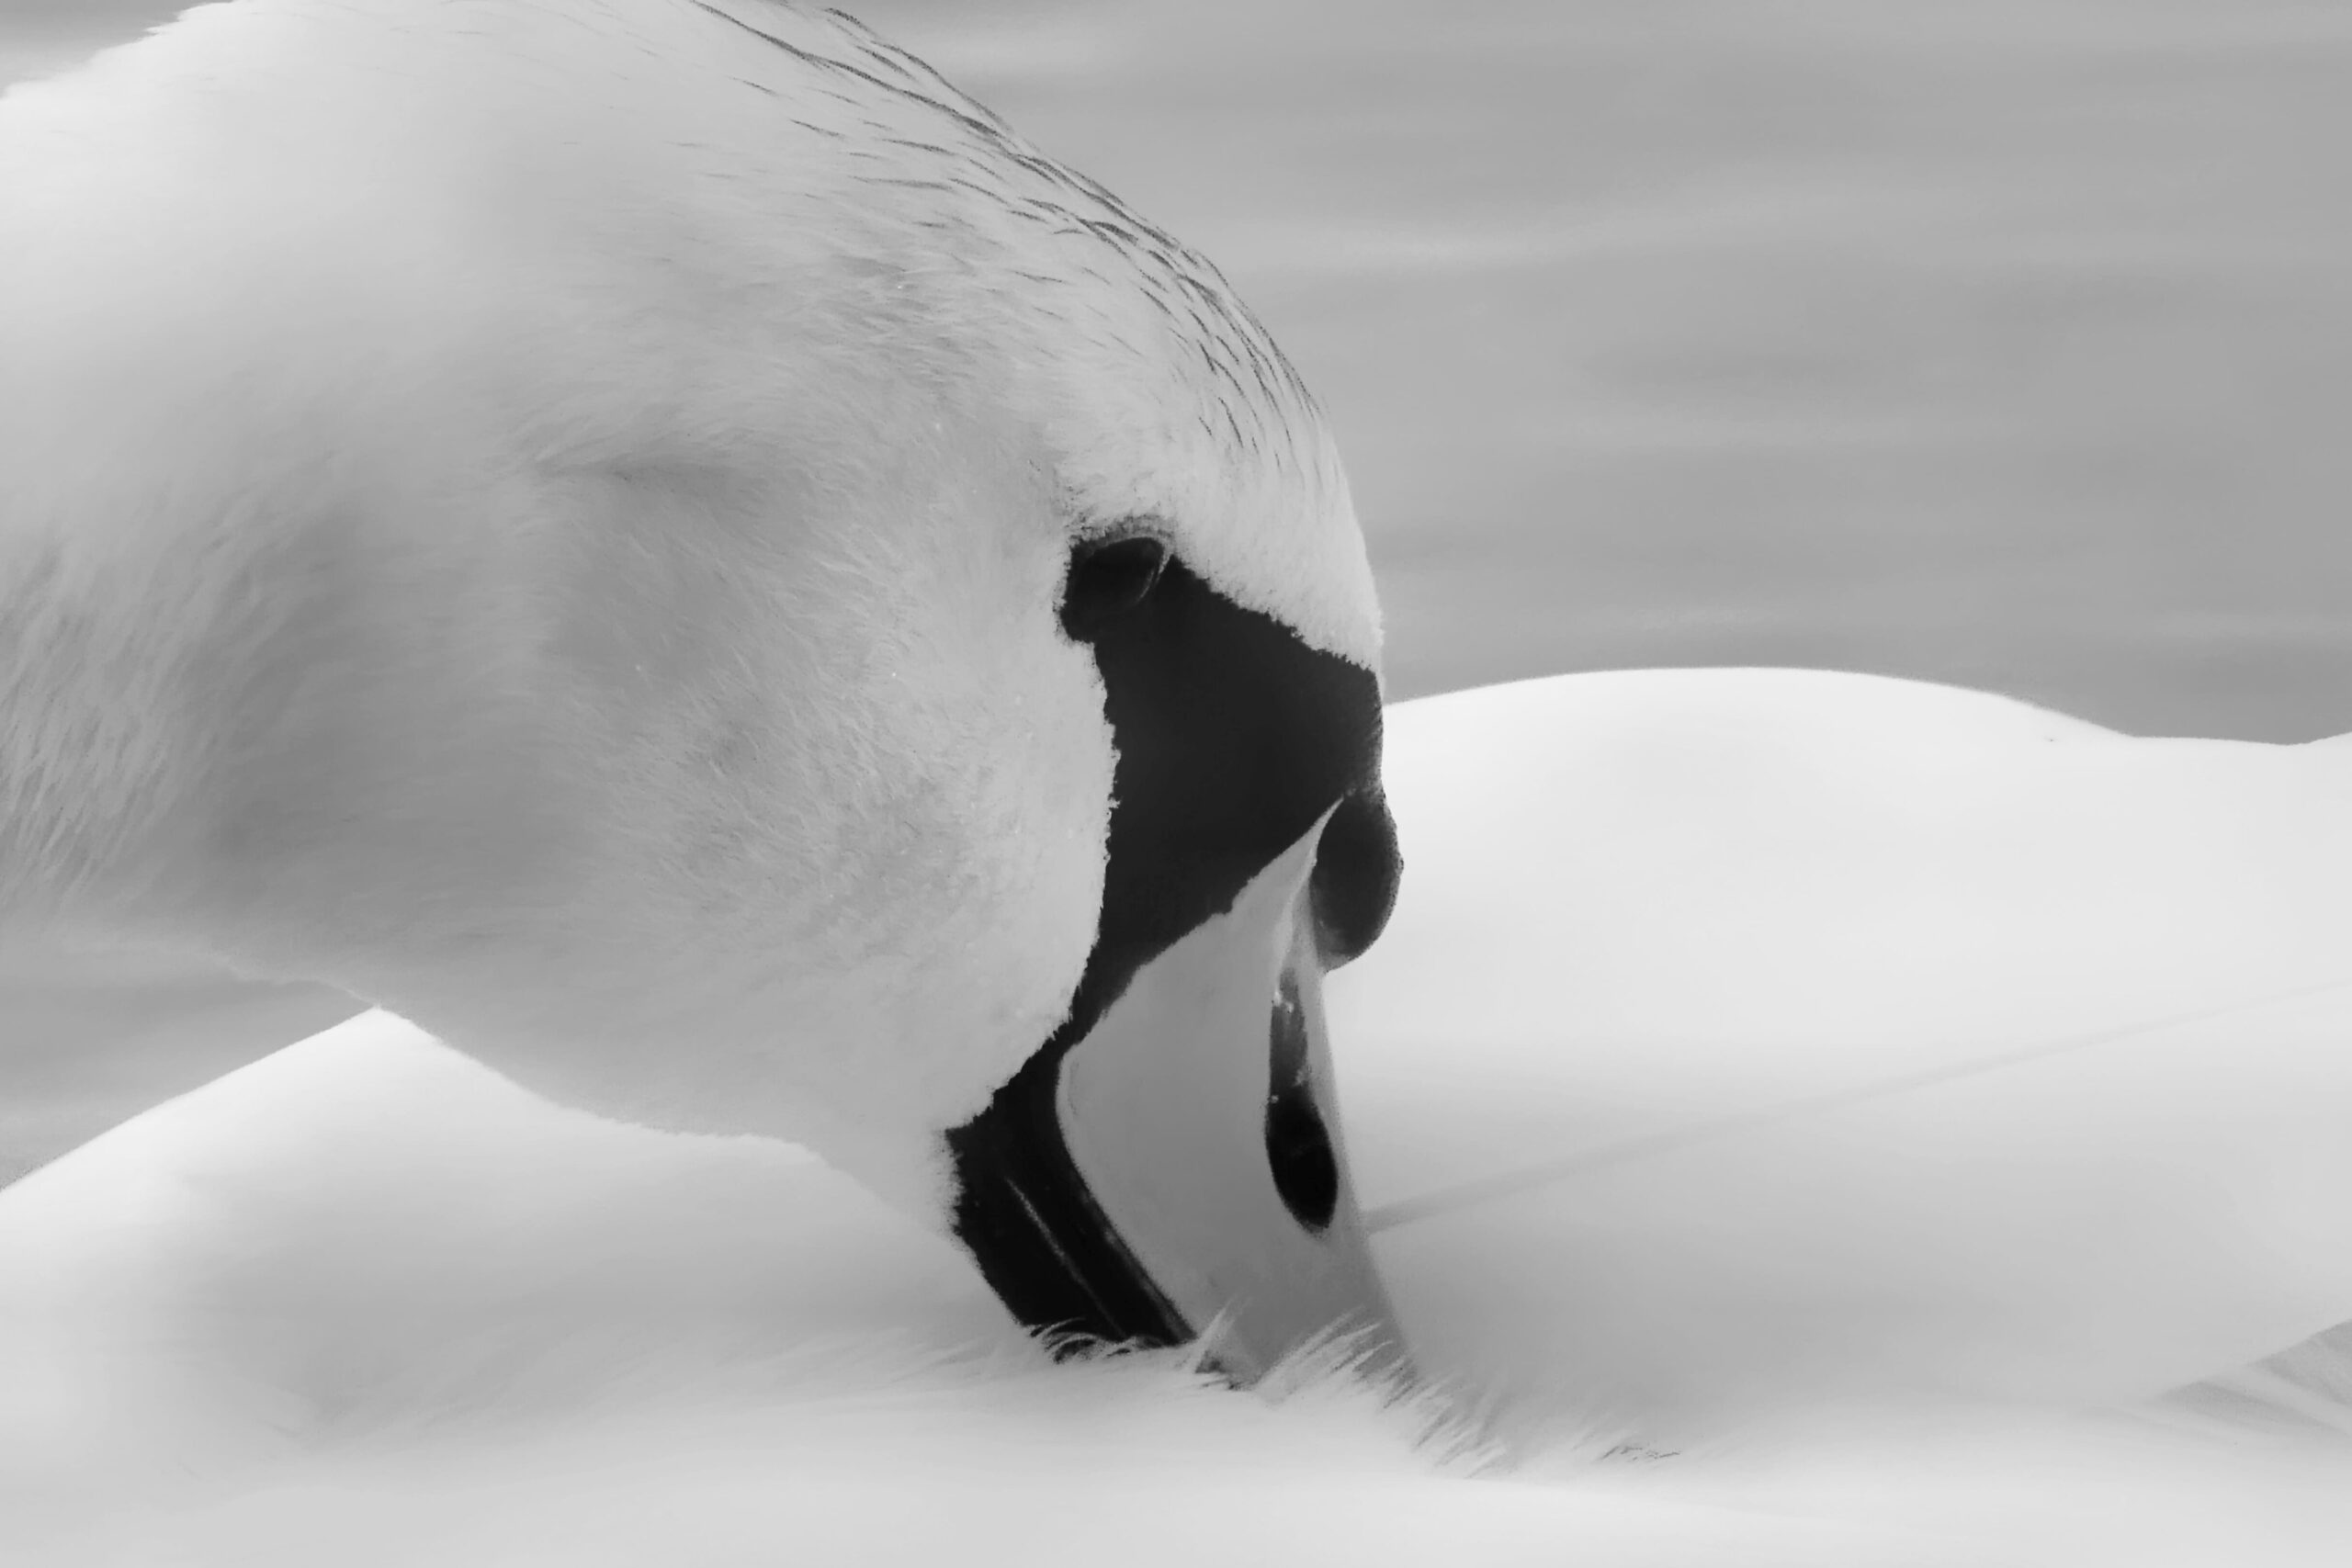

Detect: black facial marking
[1264, 970, 1339, 1234]
[944, 543, 1398, 1350]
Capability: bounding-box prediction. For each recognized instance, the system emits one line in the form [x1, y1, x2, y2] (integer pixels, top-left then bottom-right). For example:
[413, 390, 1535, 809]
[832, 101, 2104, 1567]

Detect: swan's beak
[947, 813, 1407, 1384]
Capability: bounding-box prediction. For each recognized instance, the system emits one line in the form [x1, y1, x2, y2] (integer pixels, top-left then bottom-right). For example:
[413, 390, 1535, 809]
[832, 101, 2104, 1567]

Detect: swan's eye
[1059, 535, 1169, 639]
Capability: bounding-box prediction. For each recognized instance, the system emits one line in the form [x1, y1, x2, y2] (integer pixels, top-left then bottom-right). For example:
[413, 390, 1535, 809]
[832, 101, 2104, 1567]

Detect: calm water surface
[11, 0, 2352, 737]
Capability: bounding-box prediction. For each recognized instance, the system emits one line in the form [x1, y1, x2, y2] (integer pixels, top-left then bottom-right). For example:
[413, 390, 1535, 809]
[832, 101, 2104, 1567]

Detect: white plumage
[8, 670, 2352, 1564]
[5, 2, 2350, 1561]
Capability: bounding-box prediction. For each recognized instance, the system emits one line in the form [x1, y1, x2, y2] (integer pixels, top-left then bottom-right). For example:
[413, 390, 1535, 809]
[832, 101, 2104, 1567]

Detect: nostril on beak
[1264, 970, 1340, 1233]
[1310, 788, 1402, 967]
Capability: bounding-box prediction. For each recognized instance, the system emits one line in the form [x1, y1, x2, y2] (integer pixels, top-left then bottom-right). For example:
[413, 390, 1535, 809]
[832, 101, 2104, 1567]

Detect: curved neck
[1, 96, 248, 952]
[1, 104, 469, 966]
[0, 515, 187, 943]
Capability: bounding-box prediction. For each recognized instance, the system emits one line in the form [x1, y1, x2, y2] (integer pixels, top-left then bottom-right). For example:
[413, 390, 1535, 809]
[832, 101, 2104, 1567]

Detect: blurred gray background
[9, 0, 2349, 739]
[3, 0, 2349, 1178]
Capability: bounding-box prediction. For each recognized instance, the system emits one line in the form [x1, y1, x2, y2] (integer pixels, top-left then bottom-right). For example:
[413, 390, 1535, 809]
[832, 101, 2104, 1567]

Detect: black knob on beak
[1311, 787, 1401, 967]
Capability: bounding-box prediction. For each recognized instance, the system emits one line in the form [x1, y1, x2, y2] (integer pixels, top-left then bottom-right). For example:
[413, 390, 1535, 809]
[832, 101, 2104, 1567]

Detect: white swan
[6, 669, 2352, 1563]
[0, 0, 1406, 1378]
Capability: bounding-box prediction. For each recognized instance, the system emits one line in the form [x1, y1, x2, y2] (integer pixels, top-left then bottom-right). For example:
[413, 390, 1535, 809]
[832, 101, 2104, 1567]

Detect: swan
[0, 0, 1408, 1379]
[6, 668, 2352, 1562]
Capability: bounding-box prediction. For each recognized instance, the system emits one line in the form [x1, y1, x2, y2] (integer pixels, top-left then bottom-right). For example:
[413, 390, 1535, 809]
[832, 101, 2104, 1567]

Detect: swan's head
[2, 0, 1401, 1378]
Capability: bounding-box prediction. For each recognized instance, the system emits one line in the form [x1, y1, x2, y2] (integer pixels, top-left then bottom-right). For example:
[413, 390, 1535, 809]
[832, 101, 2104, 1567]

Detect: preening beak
[947, 810, 1407, 1383]
[947, 542, 1402, 1383]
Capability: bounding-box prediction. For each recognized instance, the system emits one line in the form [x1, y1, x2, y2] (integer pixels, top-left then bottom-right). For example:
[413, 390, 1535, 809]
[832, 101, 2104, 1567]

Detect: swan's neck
[0, 434, 238, 949]
[1, 62, 540, 967]
[1, 87, 286, 952]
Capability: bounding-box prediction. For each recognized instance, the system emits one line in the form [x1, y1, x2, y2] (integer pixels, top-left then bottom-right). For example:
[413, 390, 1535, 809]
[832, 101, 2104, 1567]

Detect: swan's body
[6, 669, 2352, 1563]
[1343, 669, 2352, 1441]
